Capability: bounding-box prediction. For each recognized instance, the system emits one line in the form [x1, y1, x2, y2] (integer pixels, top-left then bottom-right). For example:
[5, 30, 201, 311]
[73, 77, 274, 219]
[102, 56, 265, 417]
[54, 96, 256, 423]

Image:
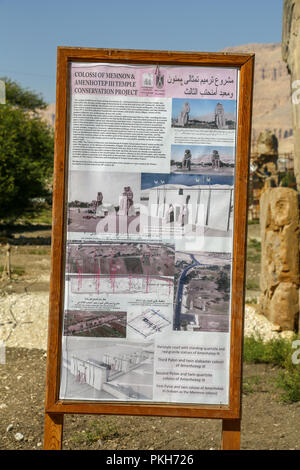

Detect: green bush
[243, 335, 300, 403]
[0, 78, 54, 222]
[247, 253, 261, 263]
[246, 238, 261, 264]
[244, 335, 293, 367]
[242, 375, 261, 395]
[243, 335, 266, 363]
[248, 239, 261, 251]
[279, 172, 296, 189]
[0, 265, 25, 276]
[277, 367, 300, 403]
[246, 279, 260, 290]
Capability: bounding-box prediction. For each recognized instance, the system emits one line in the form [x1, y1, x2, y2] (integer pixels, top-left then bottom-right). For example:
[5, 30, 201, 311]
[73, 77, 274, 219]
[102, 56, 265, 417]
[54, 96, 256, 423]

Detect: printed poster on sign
[60, 62, 239, 406]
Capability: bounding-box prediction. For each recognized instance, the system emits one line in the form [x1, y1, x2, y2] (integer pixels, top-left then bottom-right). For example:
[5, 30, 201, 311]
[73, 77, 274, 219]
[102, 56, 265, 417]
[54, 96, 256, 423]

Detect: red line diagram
[128, 272, 132, 292]
[110, 247, 116, 293]
[145, 245, 151, 294]
[77, 266, 82, 292]
[95, 267, 101, 294]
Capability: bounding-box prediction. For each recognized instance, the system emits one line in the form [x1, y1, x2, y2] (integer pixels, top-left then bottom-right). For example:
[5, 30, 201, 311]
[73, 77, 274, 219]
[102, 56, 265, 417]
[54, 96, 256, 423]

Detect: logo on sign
[142, 73, 154, 88]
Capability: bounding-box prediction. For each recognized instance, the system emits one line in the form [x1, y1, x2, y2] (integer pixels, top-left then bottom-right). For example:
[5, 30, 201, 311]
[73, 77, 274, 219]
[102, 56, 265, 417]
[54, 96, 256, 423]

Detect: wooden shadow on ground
[0, 223, 52, 245]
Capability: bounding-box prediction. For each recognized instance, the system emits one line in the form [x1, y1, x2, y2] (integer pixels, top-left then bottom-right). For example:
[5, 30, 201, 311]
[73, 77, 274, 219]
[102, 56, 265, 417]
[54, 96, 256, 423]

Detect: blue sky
[0, 0, 283, 103]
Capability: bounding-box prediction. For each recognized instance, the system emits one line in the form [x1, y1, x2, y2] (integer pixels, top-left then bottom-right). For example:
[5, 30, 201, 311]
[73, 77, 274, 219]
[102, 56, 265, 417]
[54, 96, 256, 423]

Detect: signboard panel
[44, 49, 254, 440]
[60, 61, 239, 406]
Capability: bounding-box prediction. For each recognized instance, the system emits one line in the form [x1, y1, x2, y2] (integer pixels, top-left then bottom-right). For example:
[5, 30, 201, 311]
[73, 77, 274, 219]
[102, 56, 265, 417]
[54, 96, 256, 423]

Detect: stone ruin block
[260, 187, 299, 330]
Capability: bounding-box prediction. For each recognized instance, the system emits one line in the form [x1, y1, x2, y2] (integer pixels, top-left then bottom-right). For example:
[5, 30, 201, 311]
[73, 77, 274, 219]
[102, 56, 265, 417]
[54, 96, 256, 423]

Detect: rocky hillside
[223, 43, 293, 155]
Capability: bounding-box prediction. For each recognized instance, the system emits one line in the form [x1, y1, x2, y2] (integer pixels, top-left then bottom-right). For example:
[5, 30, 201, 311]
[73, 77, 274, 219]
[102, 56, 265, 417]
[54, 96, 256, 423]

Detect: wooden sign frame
[44, 47, 254, 450]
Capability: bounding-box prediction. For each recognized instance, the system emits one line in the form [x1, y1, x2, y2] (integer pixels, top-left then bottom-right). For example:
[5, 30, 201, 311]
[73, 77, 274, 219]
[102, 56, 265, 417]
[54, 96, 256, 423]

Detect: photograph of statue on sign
[171, 99, 237, 130]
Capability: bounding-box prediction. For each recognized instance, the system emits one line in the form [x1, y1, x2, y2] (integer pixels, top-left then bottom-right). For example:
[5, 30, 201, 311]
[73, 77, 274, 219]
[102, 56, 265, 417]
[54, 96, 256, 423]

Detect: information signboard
[44, 47, 254, 450]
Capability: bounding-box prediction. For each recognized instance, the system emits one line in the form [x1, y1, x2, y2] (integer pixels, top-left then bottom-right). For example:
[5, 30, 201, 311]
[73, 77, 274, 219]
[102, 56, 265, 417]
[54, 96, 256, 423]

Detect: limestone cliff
[222, 43, 293, 155]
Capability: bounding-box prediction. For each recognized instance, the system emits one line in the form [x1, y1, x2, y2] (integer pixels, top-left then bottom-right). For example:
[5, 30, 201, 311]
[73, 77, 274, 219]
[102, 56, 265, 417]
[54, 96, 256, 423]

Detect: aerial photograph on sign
[63, 310, 127, 338]
[170, 144, 235, 175]
[171, 99, 237, 129]
[65, 241, 175, 296]
[65, 242, 175, 277]
[173, 251, 231, 332]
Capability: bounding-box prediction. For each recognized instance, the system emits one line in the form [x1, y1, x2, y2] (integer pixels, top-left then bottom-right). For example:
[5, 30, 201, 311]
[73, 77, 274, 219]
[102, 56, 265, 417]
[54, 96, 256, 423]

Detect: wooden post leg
[222, 418, 241, 450]
[44, 413, 64, 450]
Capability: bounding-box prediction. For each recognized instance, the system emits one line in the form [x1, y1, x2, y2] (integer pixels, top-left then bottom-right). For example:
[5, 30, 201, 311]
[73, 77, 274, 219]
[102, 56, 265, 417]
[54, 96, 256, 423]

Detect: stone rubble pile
[244, 304, 295, 342]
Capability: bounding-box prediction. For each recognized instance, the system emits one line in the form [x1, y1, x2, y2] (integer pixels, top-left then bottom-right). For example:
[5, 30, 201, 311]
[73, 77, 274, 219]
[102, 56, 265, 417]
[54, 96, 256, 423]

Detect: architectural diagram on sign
[60, 340, 154, 401]
[127, 308, 171, 338]
[140, 174, 234, 239]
